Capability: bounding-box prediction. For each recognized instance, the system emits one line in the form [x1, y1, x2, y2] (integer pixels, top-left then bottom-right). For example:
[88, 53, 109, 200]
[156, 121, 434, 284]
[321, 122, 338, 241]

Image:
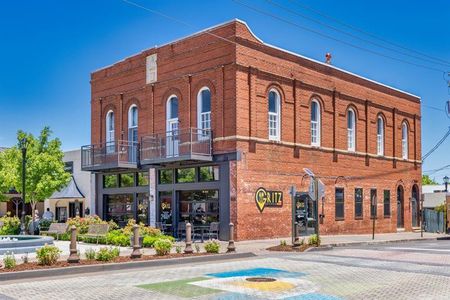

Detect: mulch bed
[266, 244, 310, 252]
[0, 253, 211, 273]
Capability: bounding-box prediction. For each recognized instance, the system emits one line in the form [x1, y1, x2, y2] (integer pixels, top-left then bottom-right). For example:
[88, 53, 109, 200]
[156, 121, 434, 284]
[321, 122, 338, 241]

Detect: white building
[44, 149, 95, 221]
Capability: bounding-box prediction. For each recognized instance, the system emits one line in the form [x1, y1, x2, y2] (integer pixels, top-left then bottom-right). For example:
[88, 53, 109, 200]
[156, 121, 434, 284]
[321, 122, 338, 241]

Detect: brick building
[82, 19, 422, 240]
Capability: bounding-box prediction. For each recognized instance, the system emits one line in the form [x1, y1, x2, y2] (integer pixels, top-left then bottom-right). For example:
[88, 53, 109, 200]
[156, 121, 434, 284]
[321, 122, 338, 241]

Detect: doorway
[411, 185, 419, 227]
[397, 186, 404, 228]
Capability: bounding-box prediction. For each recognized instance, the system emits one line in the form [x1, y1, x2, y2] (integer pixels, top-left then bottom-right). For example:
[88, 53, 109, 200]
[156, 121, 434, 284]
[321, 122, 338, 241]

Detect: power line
[266, 0, 450, 69]
[232, 0, 446, 73]
[422, 104, 446, 112]
[288, 0, 450, 67]
[422, 127, 450, 162]
[423, 164, 450, 175]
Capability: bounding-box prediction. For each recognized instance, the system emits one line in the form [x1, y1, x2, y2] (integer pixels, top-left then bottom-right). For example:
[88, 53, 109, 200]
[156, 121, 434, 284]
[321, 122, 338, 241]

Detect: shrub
[81, 235, 107, 244]
[85, 248, 96, 260]
[67, 215, 114, 234]
[106, 230, 130, 247]
[280, 240, 287, 246]
[142, 235, 175, 248]
[154, 239, 173, 256]
[204, 240, 220, 253]
[0, 213, 21, 235]
[122, 219, 161, 237]
[175, 245, 182, 254]
[95, 247, 120, 261]
[36, 244, 61, 266]
[21, 253, 29, 264]
[308, 234, 321, 247]
[194, 243, 200, 253]
[3, 252, 16, 269]
[39, 219, 53, 231]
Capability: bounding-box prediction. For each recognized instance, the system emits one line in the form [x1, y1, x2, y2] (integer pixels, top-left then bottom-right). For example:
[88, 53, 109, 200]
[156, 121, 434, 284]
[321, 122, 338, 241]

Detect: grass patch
[137, 277, 220, 298]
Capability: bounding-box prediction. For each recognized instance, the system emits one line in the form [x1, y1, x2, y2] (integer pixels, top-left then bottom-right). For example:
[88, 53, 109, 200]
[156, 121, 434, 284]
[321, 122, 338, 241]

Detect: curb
[324, 237, 442, 248]
[0, 252, 256, 282]
[304, 245, 333, 252]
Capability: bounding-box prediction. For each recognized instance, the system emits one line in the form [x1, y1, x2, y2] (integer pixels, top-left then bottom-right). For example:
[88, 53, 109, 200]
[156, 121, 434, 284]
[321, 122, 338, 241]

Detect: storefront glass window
[137, 193, 149, 225]
[159, 169, 173, 184]
[103, 174, 118, 188]
[176, 168, 196, 183]
[120, 173, 134, 187]
[178, 190, 219, 226]
[138, 172, 149, 186]
[159, 191, 173, 229]
[199, 166, 220, 182]
[105, 194, 134, 227]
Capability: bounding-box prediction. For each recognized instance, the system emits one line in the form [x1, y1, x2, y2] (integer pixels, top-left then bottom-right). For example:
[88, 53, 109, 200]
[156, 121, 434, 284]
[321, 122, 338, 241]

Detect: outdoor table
[193, 225, 210, 242]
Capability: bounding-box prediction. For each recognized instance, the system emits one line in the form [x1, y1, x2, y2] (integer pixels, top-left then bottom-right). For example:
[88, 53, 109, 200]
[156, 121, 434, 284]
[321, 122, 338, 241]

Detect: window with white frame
[268, 89, 281, 141]
[106, 110, 115, 153]
[347, 108, 356, 151]
[402, 122, 408, 159]
[197, 87, 211, 137]
[128, 105, 138, 162]
[377, 116, 384, 156]
[310, 100, 321, 146]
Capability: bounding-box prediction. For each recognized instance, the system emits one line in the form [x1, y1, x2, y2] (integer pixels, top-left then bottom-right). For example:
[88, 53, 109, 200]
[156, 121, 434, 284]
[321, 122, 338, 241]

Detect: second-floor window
[377, 116, 384, 156]
[347, 108, 356, 151]
[106, 110, 115, 153]
[311, 100, 321, 146]
[197, 87, 211, 136]
[268, 89, 281, 141]
[402, 122, 408, 159]
[128, 105, 138, 163]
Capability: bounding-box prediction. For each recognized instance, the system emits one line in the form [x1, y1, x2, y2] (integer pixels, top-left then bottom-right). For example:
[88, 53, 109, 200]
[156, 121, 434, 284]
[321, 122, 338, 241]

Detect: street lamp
[19, 137, 28, 235]
[444, 176, 449, 192]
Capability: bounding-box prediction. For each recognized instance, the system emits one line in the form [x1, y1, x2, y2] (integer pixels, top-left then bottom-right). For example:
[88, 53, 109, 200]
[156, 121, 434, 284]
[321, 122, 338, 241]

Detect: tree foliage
[422, 174, 438, 185]
[0, 127, 70, 219]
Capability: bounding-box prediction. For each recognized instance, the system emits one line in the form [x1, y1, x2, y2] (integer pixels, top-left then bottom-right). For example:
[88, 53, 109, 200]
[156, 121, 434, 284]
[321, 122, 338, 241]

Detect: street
[2, 239, 450, 299]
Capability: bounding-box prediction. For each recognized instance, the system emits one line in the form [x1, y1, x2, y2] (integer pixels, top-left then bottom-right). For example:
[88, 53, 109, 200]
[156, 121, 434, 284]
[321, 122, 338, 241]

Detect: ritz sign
[255, 187, 283, 213]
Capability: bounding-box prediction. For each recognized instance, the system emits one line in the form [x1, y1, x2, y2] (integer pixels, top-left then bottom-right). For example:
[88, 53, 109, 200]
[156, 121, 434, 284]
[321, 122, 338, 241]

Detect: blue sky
[0, 0, 449, 182]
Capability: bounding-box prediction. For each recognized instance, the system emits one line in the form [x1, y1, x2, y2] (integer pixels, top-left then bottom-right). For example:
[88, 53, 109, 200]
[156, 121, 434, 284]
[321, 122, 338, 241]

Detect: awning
[50, 176, 85, 199]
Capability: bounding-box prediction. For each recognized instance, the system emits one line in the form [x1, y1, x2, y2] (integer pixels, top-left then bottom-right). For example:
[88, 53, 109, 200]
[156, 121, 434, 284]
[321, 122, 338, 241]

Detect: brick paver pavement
[2, 242, 450, 300]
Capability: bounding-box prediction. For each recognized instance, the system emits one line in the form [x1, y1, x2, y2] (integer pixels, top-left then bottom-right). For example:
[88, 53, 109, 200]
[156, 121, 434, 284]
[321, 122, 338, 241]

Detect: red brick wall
[89, 20, 421, 240]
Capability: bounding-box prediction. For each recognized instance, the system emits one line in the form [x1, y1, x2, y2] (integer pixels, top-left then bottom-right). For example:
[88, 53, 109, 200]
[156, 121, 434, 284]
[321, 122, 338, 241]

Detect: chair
[206, 222, 219, 240]
[177, 222, 186, 239]
[40, 223, 68, 240]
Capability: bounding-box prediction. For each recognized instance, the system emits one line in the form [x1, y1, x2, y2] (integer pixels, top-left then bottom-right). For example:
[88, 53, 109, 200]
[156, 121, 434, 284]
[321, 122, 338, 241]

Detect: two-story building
[82, 19, 422, 240]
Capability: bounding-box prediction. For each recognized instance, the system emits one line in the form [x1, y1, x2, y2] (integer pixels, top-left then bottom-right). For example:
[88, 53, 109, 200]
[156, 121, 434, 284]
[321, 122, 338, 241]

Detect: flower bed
[0, 253, 212, 273]
[266, 244, 310, 252]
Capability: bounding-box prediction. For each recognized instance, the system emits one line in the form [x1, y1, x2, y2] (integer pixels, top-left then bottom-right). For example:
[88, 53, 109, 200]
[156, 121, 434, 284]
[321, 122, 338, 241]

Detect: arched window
[347, 108, 356, 151]
[402, 122, 408, 159]
[268, 89, 281, 141]
[197, 87, 211, 135]
[128, 105, 138, 162]
[106, 110, 115, 153]
[377, 116, 384, 156]
[310, 99, 321, 146]
[166, 95, 179, 157]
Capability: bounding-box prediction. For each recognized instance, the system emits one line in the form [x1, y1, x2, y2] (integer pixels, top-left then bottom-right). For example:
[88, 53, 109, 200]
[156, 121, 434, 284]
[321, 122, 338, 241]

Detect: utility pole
[314, 177, 320, 241]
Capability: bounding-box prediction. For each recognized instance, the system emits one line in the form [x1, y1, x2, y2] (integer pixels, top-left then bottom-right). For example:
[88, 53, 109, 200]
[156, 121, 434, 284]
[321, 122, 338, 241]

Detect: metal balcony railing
[81, 140, 139, 171]
[140, 128, 212, 165]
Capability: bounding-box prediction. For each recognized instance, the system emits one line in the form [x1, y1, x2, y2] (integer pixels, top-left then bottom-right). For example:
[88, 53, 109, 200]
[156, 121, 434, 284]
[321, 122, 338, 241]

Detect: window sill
[335, 217, 345, 221]
[384, 215, 391, 218]
[354, 217, 363, 220]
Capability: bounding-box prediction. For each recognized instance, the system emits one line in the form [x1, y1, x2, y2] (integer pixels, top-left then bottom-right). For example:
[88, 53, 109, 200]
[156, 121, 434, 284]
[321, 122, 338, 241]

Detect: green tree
[422, 174, 438, 185]
[0, 127, 70, 231]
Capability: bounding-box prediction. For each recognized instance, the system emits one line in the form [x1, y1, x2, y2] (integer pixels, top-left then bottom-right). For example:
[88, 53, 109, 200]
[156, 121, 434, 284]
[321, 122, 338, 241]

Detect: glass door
[166, 120, 179, 157]
[159, 191, 173, 234]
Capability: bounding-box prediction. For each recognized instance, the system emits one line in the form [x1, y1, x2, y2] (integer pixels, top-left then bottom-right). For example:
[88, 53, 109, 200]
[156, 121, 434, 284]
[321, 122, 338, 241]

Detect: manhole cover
[246, 277, 277, 282]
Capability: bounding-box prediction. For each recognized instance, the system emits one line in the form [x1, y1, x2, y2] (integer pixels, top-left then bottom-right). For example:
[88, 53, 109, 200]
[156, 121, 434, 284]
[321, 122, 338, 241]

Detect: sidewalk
[233, 231, 449, 253]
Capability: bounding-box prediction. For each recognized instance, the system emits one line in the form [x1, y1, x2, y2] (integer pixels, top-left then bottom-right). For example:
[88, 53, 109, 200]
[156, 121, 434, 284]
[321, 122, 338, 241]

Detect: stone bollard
[184, 222, 193, 254]
[227, 223, 236, 253]
[131, 224, 142, 259]
[67, 225, 80, 263]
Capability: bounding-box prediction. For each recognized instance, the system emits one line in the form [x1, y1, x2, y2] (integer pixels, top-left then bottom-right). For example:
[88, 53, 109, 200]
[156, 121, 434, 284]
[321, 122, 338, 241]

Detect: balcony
[81, 140, 139, 172]
[140, 128, 212, 165]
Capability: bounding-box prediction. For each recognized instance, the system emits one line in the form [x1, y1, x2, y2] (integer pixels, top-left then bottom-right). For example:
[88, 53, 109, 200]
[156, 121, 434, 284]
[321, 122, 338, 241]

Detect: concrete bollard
[131, 224, 142, 259]
[227, 223, 236, 252]
[293, 222, 302, 247]
[67, 225, 80, 263]
[184, 222, 193, 254]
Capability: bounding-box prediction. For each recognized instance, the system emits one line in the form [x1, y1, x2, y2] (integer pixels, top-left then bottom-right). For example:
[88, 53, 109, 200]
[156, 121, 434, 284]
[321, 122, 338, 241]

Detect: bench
[79, 224, 109, 244]
[40, 223, 68, 240]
